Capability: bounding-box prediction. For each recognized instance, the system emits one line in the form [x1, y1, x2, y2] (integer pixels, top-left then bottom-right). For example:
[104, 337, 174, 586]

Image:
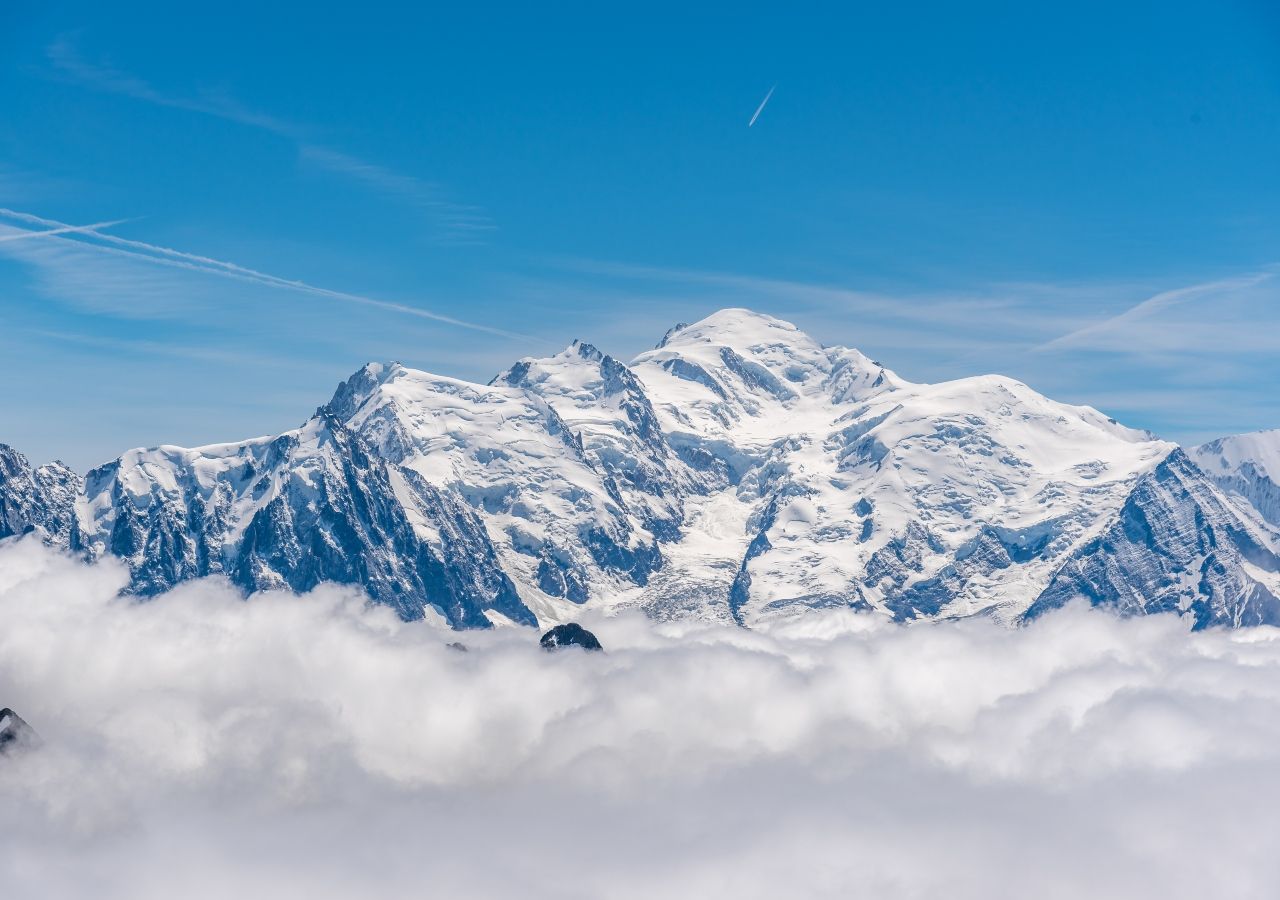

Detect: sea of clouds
[2, 536, 1280, 898]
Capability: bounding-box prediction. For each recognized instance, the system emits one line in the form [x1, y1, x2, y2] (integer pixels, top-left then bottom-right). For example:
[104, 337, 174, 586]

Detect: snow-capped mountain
[626, 311, 1181, 625]
[1027, 448, 1280, 627]
[325, 359, 666, 622]
[73, 412, 531, 628]
[1191, 429, 1280, 528]
[4, 308, 1280, 629]
[0, 444, 81, 544]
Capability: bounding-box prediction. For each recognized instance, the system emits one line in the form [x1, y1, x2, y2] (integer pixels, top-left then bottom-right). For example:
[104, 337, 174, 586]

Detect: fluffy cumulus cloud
[2, 538, 1280, 899]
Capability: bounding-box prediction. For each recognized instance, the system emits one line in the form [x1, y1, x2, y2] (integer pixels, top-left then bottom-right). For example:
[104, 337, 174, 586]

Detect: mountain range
[3, 308, 1279, 629]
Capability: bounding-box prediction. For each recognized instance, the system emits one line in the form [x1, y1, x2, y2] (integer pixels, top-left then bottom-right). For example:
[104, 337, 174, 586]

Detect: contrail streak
[748, 85, 776, 127]
[0, 208, 542, 343]
[0, 218, 131, 243]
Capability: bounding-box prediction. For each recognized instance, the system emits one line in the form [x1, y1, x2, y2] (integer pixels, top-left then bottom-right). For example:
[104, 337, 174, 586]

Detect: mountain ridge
[4, 308, 1279, 630]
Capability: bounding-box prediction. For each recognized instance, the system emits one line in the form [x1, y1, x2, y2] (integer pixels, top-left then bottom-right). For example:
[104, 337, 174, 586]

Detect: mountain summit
[4, 309, 1279, 629]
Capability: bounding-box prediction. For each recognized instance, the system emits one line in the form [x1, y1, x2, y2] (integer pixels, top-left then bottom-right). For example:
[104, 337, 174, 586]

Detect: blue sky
[1, 0, 1278, 470]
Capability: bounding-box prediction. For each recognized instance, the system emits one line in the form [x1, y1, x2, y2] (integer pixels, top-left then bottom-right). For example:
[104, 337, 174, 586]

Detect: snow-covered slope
[324, 361, 664, 621]
[625, 310, 1181, 625]
[631, 309, 903, 482]
[1191, 429, 1280, 528]
[6, 308, 1280, 630]
[492, 340, 697, 542]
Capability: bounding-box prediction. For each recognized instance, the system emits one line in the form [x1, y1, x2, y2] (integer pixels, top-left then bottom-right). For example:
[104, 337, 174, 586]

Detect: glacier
[3, 308, 1279, 629]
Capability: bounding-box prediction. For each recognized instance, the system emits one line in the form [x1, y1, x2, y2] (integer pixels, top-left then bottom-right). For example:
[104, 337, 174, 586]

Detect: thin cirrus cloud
[548, 256, 1032, 334]
[4, 538, 1280, 899]
[537, 256, 1118, 368]
[45, 34, 295, 133]
[1034, 270, 1280, 356]
[44, 35, 492, 243]
[548, 256, 1280, 363]
[297, 146, 496, 245]
[0, 208, 538, 341]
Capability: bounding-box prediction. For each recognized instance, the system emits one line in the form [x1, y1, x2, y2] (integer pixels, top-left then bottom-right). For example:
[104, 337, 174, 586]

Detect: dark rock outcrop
[540, 623, 603, 652]
[0, 707, 37, 753]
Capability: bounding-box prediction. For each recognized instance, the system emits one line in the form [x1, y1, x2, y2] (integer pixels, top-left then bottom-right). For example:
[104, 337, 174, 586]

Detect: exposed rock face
[74, 414, 531, 629]
[4, 309, 1280, 631]
[0, 444, 81, 544]
[1028, 450, 1280, 628]
[0, 708, 37, 753]
[540, 623, 604, 651]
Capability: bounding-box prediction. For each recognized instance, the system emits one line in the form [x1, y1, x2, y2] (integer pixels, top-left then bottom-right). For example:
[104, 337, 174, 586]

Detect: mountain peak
[630, 308, 896, 429]
[325, 361, 404, 421]
[656, 322, 691, 349]
[569, 339, 604, 362]
[656, 308, 818, 352]
[0, 707, 37, 752]
[1190, 428, 1280, 528]
[491, 339, 617, 393]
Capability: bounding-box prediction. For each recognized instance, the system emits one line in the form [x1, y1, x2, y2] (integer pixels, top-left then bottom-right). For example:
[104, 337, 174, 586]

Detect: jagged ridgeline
[3, 309, 1280, 629]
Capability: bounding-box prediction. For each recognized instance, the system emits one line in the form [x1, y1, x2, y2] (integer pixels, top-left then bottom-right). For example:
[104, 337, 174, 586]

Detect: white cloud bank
[2, 537, 1280, 899]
